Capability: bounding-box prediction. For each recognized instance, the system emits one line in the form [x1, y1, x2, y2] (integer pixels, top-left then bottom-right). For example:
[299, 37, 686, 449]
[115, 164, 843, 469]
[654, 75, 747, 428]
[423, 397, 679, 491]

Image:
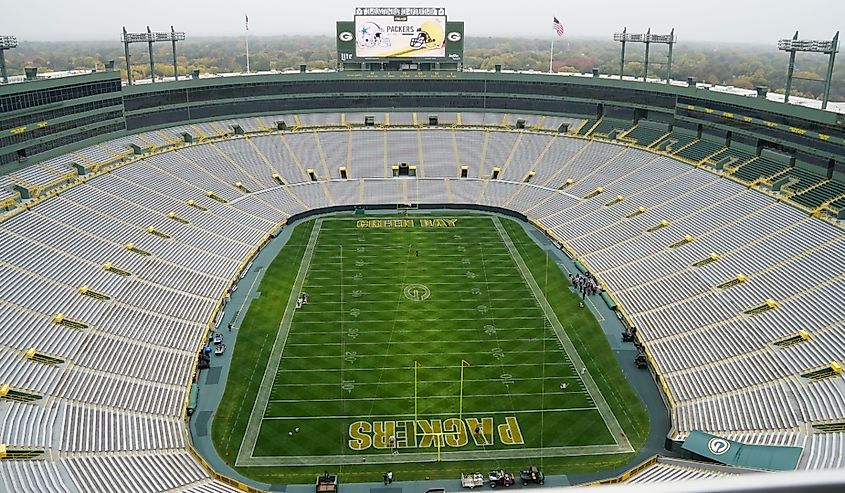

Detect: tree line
[4, 36, 843, 101]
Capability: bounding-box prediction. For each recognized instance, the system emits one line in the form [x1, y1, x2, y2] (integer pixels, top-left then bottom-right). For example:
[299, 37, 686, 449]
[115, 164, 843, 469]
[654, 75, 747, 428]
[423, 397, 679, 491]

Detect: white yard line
[272, 375, 584, 387]
[293, 317, 547, 324]
[267, 391, 592, 403]
[286, 338, 558, 346]
[361, 240, 414, 423]
[278, 350, 552, 359]
[235, 219, 323, 467]
[261, 407, 598, 420]
[271, 361, 575, 373]
[289, 325, 551, 332]
[238, 443, 629, 466]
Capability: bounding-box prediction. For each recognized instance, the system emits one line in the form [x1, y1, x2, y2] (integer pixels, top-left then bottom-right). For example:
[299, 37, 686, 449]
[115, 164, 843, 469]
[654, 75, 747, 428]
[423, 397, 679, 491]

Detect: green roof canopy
[682, 430, 802, 471]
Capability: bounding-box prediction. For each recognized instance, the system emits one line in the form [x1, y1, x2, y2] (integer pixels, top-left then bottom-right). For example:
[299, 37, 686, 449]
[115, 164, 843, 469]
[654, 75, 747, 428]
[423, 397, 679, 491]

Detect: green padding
[682, 430, 802, 471]
[189, 384, 199, 408]
[601, 292, 617, 309]
[575, 261, 588, 274]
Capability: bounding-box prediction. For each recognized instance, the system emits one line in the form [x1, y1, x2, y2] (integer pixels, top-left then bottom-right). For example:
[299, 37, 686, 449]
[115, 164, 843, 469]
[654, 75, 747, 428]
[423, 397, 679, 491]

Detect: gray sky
[4, 0, 843, 43]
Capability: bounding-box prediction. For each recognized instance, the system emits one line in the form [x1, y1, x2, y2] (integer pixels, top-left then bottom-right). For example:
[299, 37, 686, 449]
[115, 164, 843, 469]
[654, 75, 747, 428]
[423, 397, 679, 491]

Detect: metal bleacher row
[623, 457, 741, 484]
[0, 111, 843, 491]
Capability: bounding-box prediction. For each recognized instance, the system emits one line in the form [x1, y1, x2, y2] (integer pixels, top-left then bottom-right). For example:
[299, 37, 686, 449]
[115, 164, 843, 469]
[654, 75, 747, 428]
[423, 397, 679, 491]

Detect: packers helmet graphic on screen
[409, 20, 445, 49]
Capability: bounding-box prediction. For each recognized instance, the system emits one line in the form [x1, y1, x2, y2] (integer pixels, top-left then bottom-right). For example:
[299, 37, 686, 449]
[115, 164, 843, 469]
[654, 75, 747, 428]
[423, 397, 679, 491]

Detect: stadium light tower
[0, 35, 18, 84]
[121, 26, 186, 85]
[613, 28, 676, 83]
[778, 31, 839, 109]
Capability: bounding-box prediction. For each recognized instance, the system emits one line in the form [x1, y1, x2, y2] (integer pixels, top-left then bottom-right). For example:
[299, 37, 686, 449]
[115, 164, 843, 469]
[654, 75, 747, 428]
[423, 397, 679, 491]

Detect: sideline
[236, 219, 324, 466]
[492, 216, 632, 454]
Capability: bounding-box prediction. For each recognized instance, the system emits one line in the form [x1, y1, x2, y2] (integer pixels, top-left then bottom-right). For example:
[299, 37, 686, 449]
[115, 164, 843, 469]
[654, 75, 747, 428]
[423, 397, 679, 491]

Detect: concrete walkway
[188, 210, 674, 492]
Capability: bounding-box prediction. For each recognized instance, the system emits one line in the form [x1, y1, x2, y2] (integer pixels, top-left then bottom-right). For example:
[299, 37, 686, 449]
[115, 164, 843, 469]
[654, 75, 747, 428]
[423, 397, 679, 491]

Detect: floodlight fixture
[778, 31, 839, 108]
[0, 35, 18, 84]
[778, 39, 837, 53]
[614, 28, 676, 83]
[121, 26, 186, 85]
[0, 36, 17, 50]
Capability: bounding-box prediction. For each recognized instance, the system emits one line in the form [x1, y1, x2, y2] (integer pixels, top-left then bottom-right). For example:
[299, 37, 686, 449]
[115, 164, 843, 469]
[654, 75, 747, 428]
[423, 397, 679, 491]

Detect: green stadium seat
[772, 167, 827, 194]
[620, 126, 668, 146]
[577, 119, 596, 135]
[732, 157, 789, 183]
[587, 118, 633, 139]
[652, 132, 697, 152]
[792, 179, 845, 209]
[674, 140, 725, 163]
[705, 148, 756, 171]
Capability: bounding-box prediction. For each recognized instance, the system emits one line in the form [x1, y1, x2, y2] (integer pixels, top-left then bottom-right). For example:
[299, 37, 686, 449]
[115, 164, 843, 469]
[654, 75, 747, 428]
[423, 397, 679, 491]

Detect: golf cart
[519, 466, 544, 486]
[315, 472, 337, 493]
[461, 472, 485, 489]
[488, 470, 515, 488]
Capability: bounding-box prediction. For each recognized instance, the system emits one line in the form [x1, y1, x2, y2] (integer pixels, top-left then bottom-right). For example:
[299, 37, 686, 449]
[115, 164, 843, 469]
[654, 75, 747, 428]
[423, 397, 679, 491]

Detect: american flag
[553, 17, 565, 37]
[245, 14, 249, 31]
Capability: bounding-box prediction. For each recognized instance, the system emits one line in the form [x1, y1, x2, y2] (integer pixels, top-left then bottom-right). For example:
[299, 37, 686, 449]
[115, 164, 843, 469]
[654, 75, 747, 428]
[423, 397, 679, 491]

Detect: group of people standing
[569, 272, 601, 300]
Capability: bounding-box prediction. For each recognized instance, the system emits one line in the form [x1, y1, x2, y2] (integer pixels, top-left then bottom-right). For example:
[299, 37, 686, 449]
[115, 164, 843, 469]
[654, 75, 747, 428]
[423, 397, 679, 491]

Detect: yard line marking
[286, 338, 558, 346]
[477, 216, 522, 453]
[271, 361, 573, 372]
[362, 238, 414, 423]
[292, 316, 546, 323]
[271, 375, 584, 386]
[278, 349, 552, 359]
[303, 276, 525, 283]
[235, 442, 633, 466]
[312, 254, 514, 260]
[492, 216, 633, 453]
[291, 295, 537, 301]
[261, 407, 599, 420]
[292, 304, 543, 310]
[267, 391, 591, 403]
[290, 326, 549, 333]
[235, 219, 323, 467]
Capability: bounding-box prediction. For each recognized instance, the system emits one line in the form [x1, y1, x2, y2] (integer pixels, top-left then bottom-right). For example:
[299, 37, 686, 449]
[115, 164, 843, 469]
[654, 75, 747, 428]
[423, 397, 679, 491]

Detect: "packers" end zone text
[348, 416, 523, 450]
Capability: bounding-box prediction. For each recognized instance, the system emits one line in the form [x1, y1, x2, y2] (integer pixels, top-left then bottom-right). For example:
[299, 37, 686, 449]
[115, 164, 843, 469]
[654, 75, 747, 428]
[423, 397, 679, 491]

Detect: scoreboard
[337, 7, 464, 71]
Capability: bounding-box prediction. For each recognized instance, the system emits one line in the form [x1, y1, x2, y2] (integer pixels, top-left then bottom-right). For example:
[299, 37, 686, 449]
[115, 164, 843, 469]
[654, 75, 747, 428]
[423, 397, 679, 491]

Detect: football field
[233, 214, 632, 468]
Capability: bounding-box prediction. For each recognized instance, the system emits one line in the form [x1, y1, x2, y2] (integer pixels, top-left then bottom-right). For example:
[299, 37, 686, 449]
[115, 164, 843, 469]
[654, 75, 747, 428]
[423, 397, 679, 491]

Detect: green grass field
[212, 213, 648, 483]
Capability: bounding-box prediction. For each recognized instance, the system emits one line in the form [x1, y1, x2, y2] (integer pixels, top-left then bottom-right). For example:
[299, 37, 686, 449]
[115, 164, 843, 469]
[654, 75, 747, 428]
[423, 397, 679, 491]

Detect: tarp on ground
[681, 430, 802, 471]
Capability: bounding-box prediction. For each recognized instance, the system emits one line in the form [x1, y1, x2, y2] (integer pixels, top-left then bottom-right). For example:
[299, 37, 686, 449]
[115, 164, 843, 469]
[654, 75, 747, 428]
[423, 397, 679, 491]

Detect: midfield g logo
[403, 284, 431, 302]
[707, 437, 731, 455]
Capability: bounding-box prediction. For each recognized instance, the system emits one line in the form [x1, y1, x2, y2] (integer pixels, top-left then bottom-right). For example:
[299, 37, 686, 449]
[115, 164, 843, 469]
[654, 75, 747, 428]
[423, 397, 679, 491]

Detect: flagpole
[245, 14, 250, 74]
[549, 36, 555, 74]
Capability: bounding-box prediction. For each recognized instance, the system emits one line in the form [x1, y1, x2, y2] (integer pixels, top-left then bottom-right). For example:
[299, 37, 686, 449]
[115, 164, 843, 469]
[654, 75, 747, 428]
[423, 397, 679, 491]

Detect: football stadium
[0, 6, 844, 493]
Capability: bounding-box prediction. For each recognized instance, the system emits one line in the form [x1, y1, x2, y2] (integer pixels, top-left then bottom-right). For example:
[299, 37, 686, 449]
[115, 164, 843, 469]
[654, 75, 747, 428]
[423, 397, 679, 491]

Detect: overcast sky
[4, 0, 843, 44]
